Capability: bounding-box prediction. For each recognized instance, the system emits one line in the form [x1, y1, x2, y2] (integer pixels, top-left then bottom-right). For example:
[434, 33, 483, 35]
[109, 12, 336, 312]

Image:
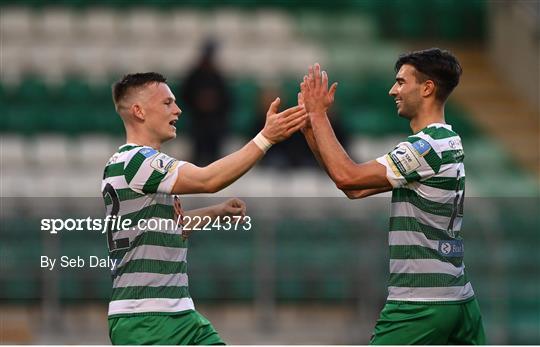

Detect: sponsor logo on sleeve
[438, 240, 464, 257]
[165, 159, 179, 172]
[411, 139, 431, 156]
[448, 137, 462, 150]
[389, 143, 421, 175]
[150, 153, 178, 174]
[139, 148, 158, 158]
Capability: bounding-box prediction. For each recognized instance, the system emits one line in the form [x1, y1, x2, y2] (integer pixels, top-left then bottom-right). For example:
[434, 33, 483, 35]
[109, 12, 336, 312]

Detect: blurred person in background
[180, 38, 233, 166]
[253, 84, 313, 168]
[103, 72, 306, 345]
[300, 49, 485, 344]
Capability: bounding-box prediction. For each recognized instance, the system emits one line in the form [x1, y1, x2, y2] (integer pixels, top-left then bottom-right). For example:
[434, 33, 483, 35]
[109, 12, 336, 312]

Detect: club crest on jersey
[389, 142, 421, 175]
[151, 153, 178, 174]
[411, 139, 431, 156]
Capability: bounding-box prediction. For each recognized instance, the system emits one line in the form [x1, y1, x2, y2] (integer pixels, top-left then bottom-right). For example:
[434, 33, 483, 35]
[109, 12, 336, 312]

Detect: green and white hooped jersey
[376, 123, 473, 303]
[101, 143, 194, 317]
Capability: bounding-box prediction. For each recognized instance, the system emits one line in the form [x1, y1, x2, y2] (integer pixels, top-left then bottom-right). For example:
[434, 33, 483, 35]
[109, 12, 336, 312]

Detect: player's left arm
[179, 198, 247, 238]
[184, 198, 246, 219]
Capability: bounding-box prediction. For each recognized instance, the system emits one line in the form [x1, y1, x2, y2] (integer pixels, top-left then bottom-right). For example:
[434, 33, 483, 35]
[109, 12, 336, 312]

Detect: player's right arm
[298, 90, 390, 199]
[172, 98, 307, 194]
[302, 122, 389, 199]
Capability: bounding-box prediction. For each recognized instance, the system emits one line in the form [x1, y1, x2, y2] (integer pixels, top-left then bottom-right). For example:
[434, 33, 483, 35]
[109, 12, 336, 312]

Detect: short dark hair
[395, 48, 462, 103]
[112, 72, 167, 105]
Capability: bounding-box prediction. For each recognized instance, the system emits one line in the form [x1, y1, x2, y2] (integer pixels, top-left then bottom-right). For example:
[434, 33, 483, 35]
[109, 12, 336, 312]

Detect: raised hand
[300, 63, 338, 114]
[261, 97, 307, 143]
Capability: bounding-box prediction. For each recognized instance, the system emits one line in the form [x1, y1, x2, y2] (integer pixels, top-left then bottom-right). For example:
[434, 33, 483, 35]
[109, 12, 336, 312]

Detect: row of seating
[1, 1, 485, 83]
[0, 8, 256, 36]
[1, 1, 486, 42]
[2, 118, 537, 197]
[0, 130, 520, 172]
[1, 75, 472, 137]
[1, 6, 386, 82]
[1, 42, 330, 84]
[1, 7, 373, 41]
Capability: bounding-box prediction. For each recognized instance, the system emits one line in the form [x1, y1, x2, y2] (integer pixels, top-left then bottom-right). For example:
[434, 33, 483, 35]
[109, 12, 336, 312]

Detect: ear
[422, 80, 436, 98]
[131, 103, 145, 121]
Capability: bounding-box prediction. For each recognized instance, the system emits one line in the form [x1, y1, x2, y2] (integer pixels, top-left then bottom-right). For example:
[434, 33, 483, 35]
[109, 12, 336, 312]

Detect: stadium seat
[58, 77, 92, 103]
[15, 76, 51, 102]
[392, 1, 431, 39]
[287, 170, 325, 196]
[119, 8, 162, 39]
[78, 8, 119, 40]
[208, 9, 252, 44]
[297, 12, 328, 40]
[30, 135, 71, 168]
[0, 7, 35, 39]
[73, 135, 117, 167]
[4, 105, 43, 135]
[321, 275, 351, 300]
[277, 277, 306, 300]
[189, 274, 220, 299]
[0, 135, 28, 171]
[252, 9, 294, 43]
[1, 277, 40, 300]
[34, 8, 76, 41]
[165, 9, 206, 42]
[230, 78, 259, 136]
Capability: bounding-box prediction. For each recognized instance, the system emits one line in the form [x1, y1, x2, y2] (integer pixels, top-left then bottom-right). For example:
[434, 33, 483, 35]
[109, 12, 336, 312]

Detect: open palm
[300, 63, 337, 114]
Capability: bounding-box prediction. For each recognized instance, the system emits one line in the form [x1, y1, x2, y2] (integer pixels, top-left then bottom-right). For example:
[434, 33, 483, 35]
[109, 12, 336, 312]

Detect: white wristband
[253, 132, 273, 153]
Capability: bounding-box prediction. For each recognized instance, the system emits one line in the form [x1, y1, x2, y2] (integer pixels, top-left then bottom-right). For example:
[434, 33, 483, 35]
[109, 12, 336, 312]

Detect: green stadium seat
[189, 274, 220, 299]
[393, 1, 431, 39]
[445, 103, 478, 139]
[59, 271, 85, 299]
[58, 77, 92, 103]
[433, 0, 464, 40]
[297, 12, 328, 40]
[48, 107, 85, 135]
[321, 275, 351, 300]
[230, 78, 259, 136]
[1, 277, 40, 300]
[507, 312, 540, 344]
[277, 277, 306, 300]
[335, 13, 378, 41]
[16, 76, 51, 103]
[229, 277, 254, 300]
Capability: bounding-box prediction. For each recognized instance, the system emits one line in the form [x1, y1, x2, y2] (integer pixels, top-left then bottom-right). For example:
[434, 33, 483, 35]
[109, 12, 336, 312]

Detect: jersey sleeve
[376, 136, 443, 188]
[124, 147, 186, 194]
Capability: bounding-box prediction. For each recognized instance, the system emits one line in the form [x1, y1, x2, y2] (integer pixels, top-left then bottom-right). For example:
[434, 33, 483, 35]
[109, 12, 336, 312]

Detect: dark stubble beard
[397, 107, 414, 120]
[397, 98, 421, 120]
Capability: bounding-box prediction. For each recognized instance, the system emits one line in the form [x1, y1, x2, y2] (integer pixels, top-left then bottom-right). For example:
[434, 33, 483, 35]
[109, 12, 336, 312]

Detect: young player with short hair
[103, 72, 306, 344]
